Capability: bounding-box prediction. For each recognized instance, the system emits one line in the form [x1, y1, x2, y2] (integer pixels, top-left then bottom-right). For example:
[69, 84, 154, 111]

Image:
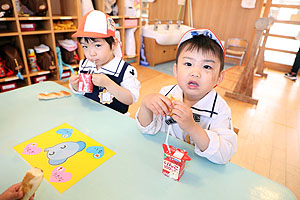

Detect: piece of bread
[19, 167, 44, 200]
[168, 95, 179, 116]
[38, 90, 71, 100]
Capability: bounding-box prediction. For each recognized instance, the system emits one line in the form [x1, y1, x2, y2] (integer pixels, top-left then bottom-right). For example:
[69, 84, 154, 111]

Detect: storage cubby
[0, 20, 17, 34]
[19, 19, 51, 32]
[0, 0, 82, 92]
[93, 0, 141, 66]
[50, 0, 79, 17]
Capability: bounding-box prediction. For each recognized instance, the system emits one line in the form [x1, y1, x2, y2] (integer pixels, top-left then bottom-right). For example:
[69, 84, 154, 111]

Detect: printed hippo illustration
[44, 141, 86, 165]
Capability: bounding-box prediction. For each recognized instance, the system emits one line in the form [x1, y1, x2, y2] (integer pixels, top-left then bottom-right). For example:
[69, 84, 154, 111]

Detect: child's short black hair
[77, 36, 115, 49]
[175, 35, 224, 72]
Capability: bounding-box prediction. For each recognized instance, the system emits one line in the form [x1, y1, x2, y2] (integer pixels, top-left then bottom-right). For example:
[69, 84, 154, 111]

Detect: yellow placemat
[14, 123, 115, 193]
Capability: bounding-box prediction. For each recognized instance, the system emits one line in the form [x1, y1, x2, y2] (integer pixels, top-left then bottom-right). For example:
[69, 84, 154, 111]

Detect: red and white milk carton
[162, 144, 191, 181]
[78, 73, 93, 93]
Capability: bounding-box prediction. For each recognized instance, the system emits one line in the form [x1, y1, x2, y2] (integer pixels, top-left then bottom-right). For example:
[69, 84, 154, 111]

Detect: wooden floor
[57, 65, 300, 198]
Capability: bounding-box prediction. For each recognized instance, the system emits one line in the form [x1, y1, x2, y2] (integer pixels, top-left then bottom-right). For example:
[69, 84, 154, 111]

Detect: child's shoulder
[159, 85, 178, 95]
[213, 91, 231, 113]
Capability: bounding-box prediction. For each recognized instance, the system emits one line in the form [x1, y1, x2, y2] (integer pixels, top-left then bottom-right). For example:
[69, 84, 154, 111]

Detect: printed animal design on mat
[86, 146, 105, 159]
[22, 143, 43, 155]
[45, 141, 86, 165]
[50, 166, 72, 183]
[56, 128, 73, 138]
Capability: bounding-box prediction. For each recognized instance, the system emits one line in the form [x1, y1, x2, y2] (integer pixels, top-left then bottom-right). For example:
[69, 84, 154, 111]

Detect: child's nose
[88, 48, 97, 57]
[191, 69, 201, 77]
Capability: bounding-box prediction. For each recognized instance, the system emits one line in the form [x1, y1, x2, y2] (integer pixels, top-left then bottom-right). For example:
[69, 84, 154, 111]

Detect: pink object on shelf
[124, 19, 138, 27]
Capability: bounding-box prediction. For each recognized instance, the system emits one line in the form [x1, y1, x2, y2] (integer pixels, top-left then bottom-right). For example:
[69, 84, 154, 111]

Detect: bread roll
[38, 90, 71, 100]
[168, 95, 179, 116]
[19, 167, 43, 200]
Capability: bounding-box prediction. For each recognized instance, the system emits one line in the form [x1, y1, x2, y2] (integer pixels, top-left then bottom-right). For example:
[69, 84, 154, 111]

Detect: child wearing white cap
[136, 29, 237, 164]
[69, 10, 140, 114]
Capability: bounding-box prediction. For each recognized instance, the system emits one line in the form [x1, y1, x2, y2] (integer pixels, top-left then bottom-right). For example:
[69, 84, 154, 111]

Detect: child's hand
[92, 74, 110, 87]
[171, 101, 197, 132]
[69, 75, 79, 91]
[0, 183, 23, 200]
[141, 93, 173, 116]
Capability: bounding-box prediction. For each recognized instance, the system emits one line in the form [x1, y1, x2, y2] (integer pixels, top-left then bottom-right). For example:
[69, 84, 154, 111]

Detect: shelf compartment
[19, 19, 51, 33]
[50, 0, 79, 17]
[0, 20, 18, 34]
[53, 19, 77, 32]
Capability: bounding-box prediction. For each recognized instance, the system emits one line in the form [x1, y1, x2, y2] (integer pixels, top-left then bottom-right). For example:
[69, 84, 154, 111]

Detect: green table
[0, 81, 296, 200]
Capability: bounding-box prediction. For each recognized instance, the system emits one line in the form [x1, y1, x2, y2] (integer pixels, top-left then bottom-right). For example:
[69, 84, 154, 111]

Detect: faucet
[176, 20, 183, 29]
[166, 20, 173, 30]
[154, 20, 161, 31]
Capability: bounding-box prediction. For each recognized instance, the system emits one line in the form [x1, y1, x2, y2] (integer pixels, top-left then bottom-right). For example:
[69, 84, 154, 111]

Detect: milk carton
[162, 144, 191, 181]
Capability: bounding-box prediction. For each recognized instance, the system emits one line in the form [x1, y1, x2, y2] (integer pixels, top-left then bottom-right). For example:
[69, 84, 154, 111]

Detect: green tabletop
[0, 81, 296, 200]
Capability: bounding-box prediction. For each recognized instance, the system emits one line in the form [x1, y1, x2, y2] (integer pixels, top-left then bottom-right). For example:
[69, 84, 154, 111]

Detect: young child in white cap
[136, 29, 237, 164]
[69, 10, 140, 114]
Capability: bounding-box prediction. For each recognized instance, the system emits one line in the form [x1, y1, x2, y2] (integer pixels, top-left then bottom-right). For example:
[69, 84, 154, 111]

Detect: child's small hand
[171, 101, 197, 132]
[141, 93, 173, 116]
[92, 74, 110, 87]
[69, 75, 79, 91]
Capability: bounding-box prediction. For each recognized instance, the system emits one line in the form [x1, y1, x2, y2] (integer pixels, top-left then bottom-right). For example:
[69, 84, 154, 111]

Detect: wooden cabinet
[93, 0, 141, 66]
[143, 37, 177, 66]
[0, 0, 82, 92]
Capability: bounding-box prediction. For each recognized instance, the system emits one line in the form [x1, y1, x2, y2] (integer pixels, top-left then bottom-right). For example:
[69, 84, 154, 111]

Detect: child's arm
[92, 73, 133, 105]
[137, 93, 173, 127]
[171, 101, 210, 151]
[172, 100, 237, 164]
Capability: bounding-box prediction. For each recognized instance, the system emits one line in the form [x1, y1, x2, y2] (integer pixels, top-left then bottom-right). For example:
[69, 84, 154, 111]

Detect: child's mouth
[188, 81, 199, 88]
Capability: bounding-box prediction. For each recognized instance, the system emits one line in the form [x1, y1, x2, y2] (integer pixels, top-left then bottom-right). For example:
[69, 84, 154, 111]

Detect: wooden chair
[225, 38, 248, 66]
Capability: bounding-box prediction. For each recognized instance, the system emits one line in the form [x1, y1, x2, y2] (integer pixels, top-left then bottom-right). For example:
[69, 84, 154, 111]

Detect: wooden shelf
[52, 16, 78, 20]
[63, 64, 79, 70]
[29, 70, 51, 77]
[21, 30, 52, 35]
[18, 17, 51, 21]
[0, 17, 17, 21]
[0, 75, 26, 83]
[0, 0, 82, 92]
[0, 32, 19, 37]
[54, 29, 76, 33]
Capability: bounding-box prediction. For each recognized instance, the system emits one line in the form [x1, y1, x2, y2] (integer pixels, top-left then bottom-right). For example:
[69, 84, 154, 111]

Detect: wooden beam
[225, 18, 269, 105]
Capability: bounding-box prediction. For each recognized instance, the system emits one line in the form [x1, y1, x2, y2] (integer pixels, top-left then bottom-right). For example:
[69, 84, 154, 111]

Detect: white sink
[142, 24, 193, 45]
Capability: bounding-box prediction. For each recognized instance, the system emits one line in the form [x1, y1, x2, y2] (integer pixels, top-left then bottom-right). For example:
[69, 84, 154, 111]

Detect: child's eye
[95, 44, 101, 48]
[203, 65, 212, 69]
[184, 62, 192, 67]
[82, 45, 87, 49]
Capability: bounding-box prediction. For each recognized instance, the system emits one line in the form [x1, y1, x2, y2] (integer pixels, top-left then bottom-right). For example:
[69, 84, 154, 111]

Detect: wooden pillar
[255, 17, 275, 77]
[225, 18, 269, 105]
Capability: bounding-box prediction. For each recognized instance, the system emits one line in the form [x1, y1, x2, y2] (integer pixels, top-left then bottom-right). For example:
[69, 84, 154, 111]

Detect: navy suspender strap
[164, 85, 177, 97]
[210, 93, 218, 118]
[208, 93, 218, 130]
[84, 61, 130, 114]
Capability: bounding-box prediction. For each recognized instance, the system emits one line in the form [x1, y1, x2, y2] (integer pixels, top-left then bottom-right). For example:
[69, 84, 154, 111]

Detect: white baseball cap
[177, 29, 225, 56]
[72, 10, 122, 57]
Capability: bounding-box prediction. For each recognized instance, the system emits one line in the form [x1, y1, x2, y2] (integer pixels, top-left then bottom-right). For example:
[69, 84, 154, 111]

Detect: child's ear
[216, 70, 225, 85]
[173, 63, 177, 78]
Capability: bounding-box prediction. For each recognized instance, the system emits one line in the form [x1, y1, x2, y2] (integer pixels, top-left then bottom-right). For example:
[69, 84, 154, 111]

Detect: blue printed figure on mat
[86, 146, 105, 159]
[56, 128, 73, 138]
[45, 141, 86, 165]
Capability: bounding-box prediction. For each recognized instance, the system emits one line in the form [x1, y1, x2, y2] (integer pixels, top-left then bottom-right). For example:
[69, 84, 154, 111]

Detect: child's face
[173, 46, 224, 101]
[80, 38, 115, 67]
